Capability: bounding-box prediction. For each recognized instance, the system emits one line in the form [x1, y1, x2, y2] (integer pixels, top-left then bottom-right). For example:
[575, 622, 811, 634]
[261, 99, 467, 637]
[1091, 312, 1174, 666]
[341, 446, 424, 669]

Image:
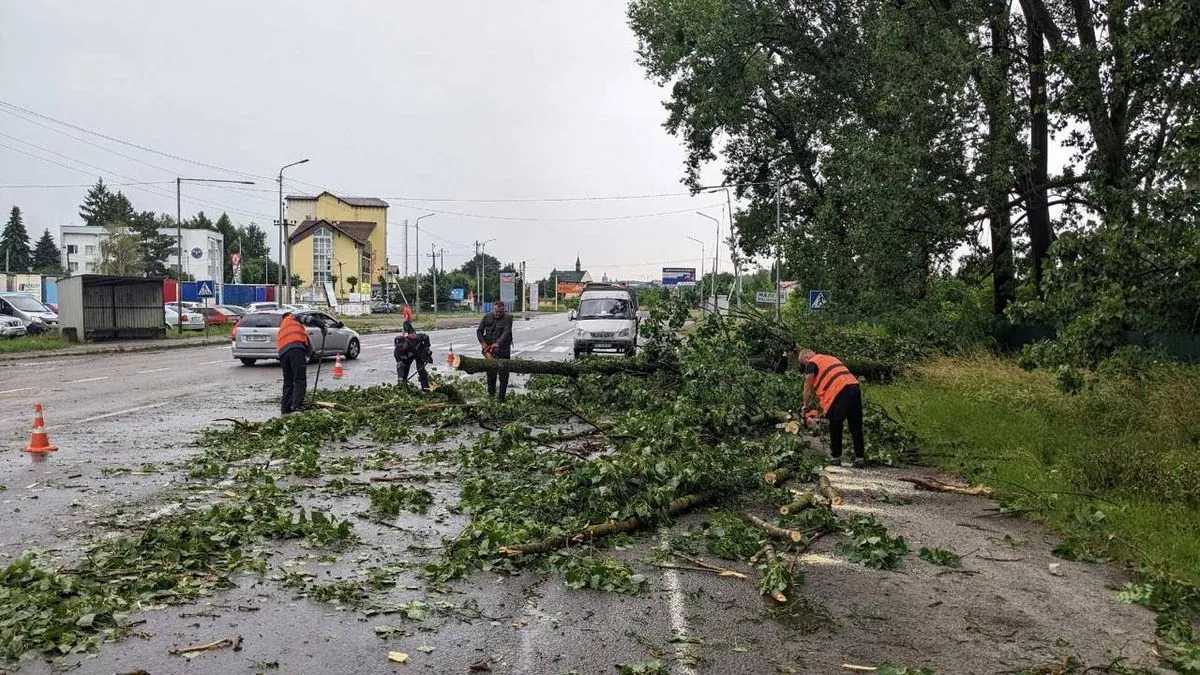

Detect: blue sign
[190, 247, 204, 259]
[809, 290, 830, 310]
[662, 267, 696, 287]
[197, 281, 215, 298]
[450, 288, 465, 301]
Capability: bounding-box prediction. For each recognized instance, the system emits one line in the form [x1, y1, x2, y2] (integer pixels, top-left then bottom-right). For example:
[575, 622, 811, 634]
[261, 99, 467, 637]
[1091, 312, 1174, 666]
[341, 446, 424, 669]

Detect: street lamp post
[696, 211, 720, 306]
[685, 235, 705, 310]
[413, 213, 435, 314]
[479, 238, 495, 310]
[277, 159, 309, 306]
[176, 177, 255, 332]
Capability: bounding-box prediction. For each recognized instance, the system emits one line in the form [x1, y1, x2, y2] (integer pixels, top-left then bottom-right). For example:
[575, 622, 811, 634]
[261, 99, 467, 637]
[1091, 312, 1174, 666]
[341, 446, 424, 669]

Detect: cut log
[749, 410, 793, 426]
[818, 474, 843, 506]
[449, 354, 659, 378]
[779, 492, 818, 516]
[497, 491, 715, 556]
[744, 514, 806, 543]
[898, 476, 992, 496]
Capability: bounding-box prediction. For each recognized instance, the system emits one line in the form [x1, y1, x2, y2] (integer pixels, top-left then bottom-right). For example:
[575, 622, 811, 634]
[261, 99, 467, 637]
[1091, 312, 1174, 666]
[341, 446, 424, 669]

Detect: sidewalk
[0, 335, 230, 362]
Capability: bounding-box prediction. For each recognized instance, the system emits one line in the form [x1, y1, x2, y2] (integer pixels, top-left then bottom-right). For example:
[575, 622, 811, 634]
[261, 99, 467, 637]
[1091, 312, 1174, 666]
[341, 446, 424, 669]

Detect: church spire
[575, 255, 581, 273]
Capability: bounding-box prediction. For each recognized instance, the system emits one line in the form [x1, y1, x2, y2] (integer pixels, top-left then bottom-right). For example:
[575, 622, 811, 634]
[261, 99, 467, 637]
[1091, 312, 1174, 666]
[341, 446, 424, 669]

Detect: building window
[84, 263, 95, 272]
[67, 245, 78, 254]
[85, 245, 96, 255]
[312, 228, 332, 284]
[69, 262, 79, 272]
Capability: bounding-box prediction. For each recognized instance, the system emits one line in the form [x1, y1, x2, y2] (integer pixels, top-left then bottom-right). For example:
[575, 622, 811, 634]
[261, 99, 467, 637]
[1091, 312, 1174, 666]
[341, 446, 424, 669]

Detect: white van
[0, 292, 58, 333]
[571, 283, 639, 358]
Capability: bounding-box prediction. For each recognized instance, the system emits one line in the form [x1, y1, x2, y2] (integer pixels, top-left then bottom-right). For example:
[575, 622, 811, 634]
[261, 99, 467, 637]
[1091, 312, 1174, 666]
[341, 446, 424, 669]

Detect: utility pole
[414, 213, 434, 315]
[277, 159, 308, 305]
[440, 248, 445, 274]
[554, 271, 559, 311]
[520, 261, 526, 314]
[473, 241, 480, 311]
[428, 244, 438, 316]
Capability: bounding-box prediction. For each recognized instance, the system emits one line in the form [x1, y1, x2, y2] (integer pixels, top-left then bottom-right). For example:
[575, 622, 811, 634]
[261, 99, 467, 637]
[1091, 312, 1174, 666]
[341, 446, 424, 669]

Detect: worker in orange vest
[277, 311, 321, 415]
[798, 348, 865, 467]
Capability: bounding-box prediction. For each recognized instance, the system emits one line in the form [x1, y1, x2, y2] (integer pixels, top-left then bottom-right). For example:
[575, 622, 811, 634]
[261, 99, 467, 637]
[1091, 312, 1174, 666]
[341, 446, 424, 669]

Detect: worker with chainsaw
[476, 300, 514, 401]
[394, 320, 433, 391]
[797, 347, 866, 467]
[277, 311, 325, 415]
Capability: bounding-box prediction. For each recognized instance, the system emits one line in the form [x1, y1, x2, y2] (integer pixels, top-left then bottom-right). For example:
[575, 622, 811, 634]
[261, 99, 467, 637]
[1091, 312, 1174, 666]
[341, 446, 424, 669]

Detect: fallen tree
[448, 354, 660, 377]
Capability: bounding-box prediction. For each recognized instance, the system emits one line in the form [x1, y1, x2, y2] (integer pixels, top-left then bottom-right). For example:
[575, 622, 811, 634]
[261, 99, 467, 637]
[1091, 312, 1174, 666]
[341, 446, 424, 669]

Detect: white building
[60, 225, 224, 282]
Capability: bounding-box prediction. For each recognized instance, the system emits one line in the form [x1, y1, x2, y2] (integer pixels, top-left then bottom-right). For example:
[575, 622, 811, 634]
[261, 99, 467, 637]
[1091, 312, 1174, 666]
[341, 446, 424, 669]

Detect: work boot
[826, 456, 842, 467]
[852, 457, 867, 469]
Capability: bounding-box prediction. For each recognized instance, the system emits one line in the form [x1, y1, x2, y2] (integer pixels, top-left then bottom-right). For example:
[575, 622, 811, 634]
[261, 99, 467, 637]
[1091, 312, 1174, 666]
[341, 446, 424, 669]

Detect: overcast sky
[0, 1, 737, 282]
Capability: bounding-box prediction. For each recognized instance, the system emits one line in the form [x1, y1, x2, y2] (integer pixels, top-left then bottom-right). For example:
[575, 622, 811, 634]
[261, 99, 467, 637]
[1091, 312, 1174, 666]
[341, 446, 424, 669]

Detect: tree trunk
[1024, 17, 1054, 295]
[449, 354, 659, 377]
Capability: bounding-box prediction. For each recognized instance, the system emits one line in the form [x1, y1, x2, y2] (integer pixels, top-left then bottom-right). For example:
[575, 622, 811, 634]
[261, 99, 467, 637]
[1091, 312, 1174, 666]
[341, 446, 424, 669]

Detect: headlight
[576, 328, 586, 337]
[616, 328, 630, 337]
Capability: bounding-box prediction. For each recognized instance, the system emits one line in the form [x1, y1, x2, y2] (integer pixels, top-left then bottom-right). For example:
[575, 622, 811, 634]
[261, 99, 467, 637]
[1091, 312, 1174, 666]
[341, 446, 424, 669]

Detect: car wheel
[346, 338, 361, 360]
[240, 358, 257, 366]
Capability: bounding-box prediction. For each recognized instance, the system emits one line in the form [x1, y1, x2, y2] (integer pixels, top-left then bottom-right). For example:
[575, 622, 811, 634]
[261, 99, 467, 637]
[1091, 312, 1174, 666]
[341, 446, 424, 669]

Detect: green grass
[0, 334, 68, 353]
[869, 354, 1200, 585]
[164, 324, 233, 339]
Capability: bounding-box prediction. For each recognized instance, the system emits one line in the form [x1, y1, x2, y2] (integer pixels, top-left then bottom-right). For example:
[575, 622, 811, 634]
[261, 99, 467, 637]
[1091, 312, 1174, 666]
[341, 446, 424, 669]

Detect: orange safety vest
[276, 315, 309, 354]
[809, 353, 858, 413]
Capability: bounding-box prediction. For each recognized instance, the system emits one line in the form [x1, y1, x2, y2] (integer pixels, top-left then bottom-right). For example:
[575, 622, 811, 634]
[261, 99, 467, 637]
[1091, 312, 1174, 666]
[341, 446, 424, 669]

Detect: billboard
[499, 271, 516, 305]
[450, 288, 465, 301]
[528, 282, 539, 310]
[662, 267, 697, 287]
[556, 281, 584, 297]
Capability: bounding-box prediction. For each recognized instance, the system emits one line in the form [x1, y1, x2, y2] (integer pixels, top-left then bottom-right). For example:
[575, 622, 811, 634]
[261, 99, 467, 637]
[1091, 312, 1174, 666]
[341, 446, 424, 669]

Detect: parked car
[0, 292, 59, 333]
[369, 301, 399, 314]
[164, 306, 205, 331]
[247, 302, 281, 312]
[216, 304, 247, 317]
[230, 310, 361, 366]
[45, 303, 59, 314]
[196, 306, 236, 326]
[0, 316, 27, 338]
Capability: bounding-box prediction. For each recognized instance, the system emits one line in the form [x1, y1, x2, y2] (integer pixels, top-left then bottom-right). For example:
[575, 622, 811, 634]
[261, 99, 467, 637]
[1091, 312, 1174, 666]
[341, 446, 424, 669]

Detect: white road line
[512, 328, 575, 356]
[136, 367, 170, 374]
[213, 345, 228, 350]
[551, 345, 570, 353]
[67, 377, 108, 384]
[659, 533, 698, 675]
[75, 402, 169, 424]
[0, 387, 32, 395]
[197, 360, 227, 365]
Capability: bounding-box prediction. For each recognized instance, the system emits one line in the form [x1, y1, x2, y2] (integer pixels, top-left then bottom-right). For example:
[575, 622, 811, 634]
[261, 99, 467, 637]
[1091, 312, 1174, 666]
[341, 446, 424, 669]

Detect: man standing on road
[277, 311, 314, 415]
[476, 300, 514, 401]
[394, 320, 432, 391]
[798, 347, 866, 467]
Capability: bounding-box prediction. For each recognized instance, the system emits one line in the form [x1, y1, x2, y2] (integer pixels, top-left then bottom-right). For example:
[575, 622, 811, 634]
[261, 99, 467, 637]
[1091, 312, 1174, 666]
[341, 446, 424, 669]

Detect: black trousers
[280, 348, 308, 414]
[486, 350, 511, 400]
[827, 384, 864, 459]
[397, 357, 430, 390]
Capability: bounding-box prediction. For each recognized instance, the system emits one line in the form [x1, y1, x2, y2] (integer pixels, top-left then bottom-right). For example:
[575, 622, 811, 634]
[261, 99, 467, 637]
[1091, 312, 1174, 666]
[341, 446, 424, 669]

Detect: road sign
[197, 282, 214, 298]
[190, 247, 204, 259]
[499, 272, 516, 305]
[450, 288, 465, 301]
[755, 291, 778, 304]
[662, 267, 696, 287]
[809, 290, 830, 310]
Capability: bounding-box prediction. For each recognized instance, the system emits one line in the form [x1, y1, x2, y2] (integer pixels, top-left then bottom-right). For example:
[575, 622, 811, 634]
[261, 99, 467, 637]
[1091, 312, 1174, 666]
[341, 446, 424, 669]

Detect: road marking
[67, 377, 108, 384]
[0, 387, 32, 395]
[198, 360, 227, 365]
[551, 346, 570, 353]
[136, 367, 170, 374]
[512, 328, 575, 357]
[75, 402, 169, 424]
[21, 360, 62, 367]
[659, 532, 698, 675]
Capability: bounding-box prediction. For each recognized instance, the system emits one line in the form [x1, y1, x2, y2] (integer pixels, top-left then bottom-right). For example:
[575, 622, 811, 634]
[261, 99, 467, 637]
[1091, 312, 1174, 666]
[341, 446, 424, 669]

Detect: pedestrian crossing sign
[197, 282, 214, 298]
[808, 290, 829, 310]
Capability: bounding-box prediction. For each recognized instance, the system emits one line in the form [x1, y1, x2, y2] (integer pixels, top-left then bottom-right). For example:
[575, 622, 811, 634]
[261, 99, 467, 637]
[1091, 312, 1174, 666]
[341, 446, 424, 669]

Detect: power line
[388, 203, 724, 223]
[380, 191, 694, 204]
[0, 180, 176, 189]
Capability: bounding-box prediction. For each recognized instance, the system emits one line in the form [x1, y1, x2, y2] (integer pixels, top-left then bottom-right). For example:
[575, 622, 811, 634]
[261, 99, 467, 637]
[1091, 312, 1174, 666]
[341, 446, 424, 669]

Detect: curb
[0, 336, 232, 362]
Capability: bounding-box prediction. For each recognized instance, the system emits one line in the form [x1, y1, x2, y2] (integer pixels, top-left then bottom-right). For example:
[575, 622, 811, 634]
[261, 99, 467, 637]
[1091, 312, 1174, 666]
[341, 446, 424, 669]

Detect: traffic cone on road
[445, 344, 455, 366]
[332, 353, 345, 379]
[23, 403, 58, 454]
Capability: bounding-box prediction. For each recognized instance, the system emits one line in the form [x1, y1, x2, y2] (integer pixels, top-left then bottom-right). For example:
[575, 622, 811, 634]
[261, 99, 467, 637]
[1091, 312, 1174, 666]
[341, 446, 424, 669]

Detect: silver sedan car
[230, 311, 361, 366]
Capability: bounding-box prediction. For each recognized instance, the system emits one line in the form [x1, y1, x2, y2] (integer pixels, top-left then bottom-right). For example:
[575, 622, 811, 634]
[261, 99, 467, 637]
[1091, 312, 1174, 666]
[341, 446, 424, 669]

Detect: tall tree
[2, 206, 32, 272]
[97, 221, 141, 276]
[128, 211, 176, 277]
[79, 179, 113, 227]
[31, 229, 62, 273]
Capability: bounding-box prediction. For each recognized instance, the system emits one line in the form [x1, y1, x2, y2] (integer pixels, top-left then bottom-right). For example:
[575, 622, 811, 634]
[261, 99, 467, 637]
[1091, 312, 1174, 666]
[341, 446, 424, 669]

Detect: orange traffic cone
[332, 353, 345, 379]
[23, 403, 58, 454]
[445, 344, 455, 366]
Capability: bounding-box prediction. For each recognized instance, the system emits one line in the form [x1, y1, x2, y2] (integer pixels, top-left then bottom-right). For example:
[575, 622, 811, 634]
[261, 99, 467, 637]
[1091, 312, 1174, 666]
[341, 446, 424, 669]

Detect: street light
[685, 235, 705, 309]
[479, 238, 496, 310]
[277, 158, 309, 305]
[700, 180, 786, 319]
[696, 211, 720, 305]
[176, 177, 255, 332]
[413, 213, 435, 314]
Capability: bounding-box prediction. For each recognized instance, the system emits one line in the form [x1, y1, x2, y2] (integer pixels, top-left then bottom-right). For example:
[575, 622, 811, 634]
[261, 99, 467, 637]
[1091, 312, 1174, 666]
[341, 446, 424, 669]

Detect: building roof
[289, 219, 376, 247]
[285, 192, 389, 208]
[556, 270, 590, 284]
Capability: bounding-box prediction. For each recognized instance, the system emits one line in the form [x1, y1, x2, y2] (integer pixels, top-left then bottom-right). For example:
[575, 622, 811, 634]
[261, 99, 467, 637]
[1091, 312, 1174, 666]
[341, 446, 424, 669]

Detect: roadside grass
[869, 353, 1200, 584]
[164, 324, 233, 339]
[0, 334, 68, 354]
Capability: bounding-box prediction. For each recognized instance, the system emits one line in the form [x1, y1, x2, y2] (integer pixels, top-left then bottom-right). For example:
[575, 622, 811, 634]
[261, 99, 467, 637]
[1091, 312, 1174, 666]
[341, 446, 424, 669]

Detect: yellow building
[285, 192, 389, 296]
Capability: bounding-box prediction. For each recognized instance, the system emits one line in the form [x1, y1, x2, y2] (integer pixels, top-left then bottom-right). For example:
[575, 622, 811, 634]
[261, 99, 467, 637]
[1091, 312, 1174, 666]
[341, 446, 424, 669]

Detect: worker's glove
[803, 410, 821, 429]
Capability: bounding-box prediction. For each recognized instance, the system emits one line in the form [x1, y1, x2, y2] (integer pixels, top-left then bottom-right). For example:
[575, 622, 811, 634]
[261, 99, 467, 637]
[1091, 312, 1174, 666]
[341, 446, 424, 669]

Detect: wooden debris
[898, 476, 993, 496]
[818, 474, 843, 506]
[498, 492, 715, 556]
[168, 635, 243, 657]
[779, 492, 818, 516]
[450, 353, 659, 377]
[745, 514, 806, 543]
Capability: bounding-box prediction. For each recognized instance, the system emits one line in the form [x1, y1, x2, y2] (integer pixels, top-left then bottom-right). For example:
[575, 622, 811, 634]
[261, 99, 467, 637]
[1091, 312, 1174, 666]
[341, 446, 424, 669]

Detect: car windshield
[577, 298, 631, 320]
[3, 295, 50, 312]
[238, 313, 284, 328]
